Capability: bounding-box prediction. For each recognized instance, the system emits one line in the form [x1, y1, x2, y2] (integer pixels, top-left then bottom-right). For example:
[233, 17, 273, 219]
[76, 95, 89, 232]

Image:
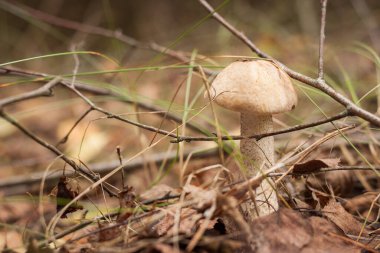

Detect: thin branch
[0, 148, 220, 194]
[0, 110, 117, 197]
[61, 83, 188, 141]
[0, 66, 209, 134]
[56, 107, 93, 146]
[318, 0, 328, 80]
[0, 69, 353, 145]
[198, 0, 380, 127]
[0, 76, 61, 109]
[116, 146, 125, 189]
[171, 111, 351, 143]
[4, 129, 378, 194]
[54, 81, 356, 144]
[269, 165, 380, 176]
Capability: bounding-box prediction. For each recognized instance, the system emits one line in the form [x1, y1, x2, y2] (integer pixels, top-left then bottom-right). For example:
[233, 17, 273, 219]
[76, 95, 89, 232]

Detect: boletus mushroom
[209, 59, 297, 218]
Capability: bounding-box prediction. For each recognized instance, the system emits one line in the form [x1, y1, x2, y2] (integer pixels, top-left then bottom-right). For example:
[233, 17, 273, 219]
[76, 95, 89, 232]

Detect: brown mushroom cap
[210, 60, 298, 115]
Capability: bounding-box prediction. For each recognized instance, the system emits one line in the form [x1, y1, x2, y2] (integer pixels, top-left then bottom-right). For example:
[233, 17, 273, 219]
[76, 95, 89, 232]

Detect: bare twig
[0, 147, 220, 194]
[0, 76, 61, 109]
[63, 82, 183, 139]
[116, 146, 125, 189]
[318, 0, 328, 80]
[0, 71, 352, 145]
[56, 107, 93, 146]
[0, 67, 353, 145]
[14, 152, 380, 198]
[269, 165, 380, 176]
[0, 66, 209, 134]
[65, 81, 355, 144]
[198, 0, 380, 127]
[171, 111, 351, 143]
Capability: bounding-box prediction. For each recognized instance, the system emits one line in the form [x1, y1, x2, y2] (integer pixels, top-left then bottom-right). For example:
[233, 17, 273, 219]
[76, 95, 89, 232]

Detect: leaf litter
[50, 161, 379, 252]
[2, 149, 380, 253]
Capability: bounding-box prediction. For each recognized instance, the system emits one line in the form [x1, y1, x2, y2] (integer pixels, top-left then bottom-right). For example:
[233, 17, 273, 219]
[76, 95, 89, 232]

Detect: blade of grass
[0, 51, 118, 68]
[299, 86, 379, 177]
[179, 50, 197, 185]
[0, 64, 224, 87]
[335, 58, 360, 105]
[349, 42, 380, 112]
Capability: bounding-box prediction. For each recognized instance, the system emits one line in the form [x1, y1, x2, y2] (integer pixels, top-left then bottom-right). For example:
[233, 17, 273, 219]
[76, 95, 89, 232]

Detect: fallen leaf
[149, 207, 204, 237]
[183, 184, 217, 210]
[148, 243, 183, 253]
[322, 199, 368, 236]
[26, 238, 54, 253]
[293, 158, 341, 175]
[117, 186, 136, 222]
[248, 208, 362, 253]
[249, 208, 312, 252]
[196, 235, 244, 253]
[344, 192, 380, 221]
[306, 170, 353, 196]
[302, 216, 361, 253]
[91, 221, 121, 242]
[139, 184, 180, 202]
[56, 176, 83, 218]
[0, 230, 24, 253]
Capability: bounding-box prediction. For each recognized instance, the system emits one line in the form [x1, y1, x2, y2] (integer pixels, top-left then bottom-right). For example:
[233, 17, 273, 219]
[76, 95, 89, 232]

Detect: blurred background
[0, 0, 380, 192]
[1, 0, 380, 250]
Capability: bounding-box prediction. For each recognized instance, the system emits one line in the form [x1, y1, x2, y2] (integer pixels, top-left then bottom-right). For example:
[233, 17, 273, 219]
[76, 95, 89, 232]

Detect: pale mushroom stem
[240, 112, 279, 218]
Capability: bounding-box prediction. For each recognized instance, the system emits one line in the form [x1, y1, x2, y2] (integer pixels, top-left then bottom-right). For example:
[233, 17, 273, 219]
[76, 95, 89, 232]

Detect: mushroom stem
[240, 112, 278, 218]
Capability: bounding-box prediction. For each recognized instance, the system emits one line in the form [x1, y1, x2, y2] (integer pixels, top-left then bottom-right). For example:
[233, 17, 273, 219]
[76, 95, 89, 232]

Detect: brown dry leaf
[307, 170, 354, 196]
[322, 199, 368, 236]
[290, 197, 313, 210]
[90, 222, 121, 242]
[250, 208, 312, 253]
[293, 158, 340, 175]
[0, 230, 24, 252]
[117, 186, 136, 222]
[149, 207, 209, 237]
[56, 176, 84, 218]
[302, 216, 361, 253]
[139, 184, 180, 202]
[196, 236, 244, 253]
[59, 243, 94, 253]
[148, 243, 183, 253]
[344, 192, 380, 221]
[0, 200, 34, 223]
[183, 184, 217, 210]
[249, 208, 362, 253]
[310, 187, 332, 209]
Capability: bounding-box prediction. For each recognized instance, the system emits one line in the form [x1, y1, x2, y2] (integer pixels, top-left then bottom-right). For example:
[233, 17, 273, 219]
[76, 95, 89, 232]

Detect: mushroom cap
[209, 60, 297, 115]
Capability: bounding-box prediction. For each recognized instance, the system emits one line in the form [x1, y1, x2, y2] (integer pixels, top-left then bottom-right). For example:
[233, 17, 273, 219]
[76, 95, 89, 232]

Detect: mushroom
[209, 59, 297, 218]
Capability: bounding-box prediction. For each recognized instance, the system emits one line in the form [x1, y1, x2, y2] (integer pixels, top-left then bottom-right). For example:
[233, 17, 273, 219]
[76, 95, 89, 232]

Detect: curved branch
[0, 66, 208, 134]
[171, 111, 351, 143]
[198, 0, 380, 127]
